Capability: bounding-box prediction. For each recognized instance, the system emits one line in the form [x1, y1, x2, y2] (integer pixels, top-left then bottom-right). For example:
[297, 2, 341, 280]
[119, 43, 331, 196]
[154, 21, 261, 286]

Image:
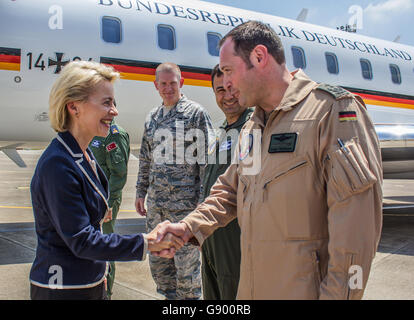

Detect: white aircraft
[1, 0, 413, 178]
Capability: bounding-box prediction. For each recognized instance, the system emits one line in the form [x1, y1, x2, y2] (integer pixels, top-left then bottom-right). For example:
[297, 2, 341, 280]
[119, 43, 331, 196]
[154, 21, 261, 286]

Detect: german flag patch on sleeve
[339, 111, 357, 122]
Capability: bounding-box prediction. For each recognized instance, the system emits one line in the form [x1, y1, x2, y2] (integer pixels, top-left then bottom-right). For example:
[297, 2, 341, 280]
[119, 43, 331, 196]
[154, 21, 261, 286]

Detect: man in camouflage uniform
[89, 117, 130, 299]
[202, 65, 253, 300]
[135, 62, 213, 300]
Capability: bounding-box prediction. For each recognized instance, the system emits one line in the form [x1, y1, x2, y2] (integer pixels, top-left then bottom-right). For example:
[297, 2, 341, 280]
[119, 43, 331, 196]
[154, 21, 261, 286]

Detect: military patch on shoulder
[111, 125, 119, 134]
[219, 139, 232, 152]
[316, 83, 351, 100]
[339, 111, 357, 122]
[106, 142, 118, 152]
[239, 134, 253, 161]
[91, 139, 100, 148]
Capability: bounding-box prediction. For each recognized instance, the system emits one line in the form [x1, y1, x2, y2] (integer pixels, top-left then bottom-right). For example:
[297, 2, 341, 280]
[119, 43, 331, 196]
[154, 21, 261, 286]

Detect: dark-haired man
[155, 21, 382, 300]
[201, 65, 253, 300]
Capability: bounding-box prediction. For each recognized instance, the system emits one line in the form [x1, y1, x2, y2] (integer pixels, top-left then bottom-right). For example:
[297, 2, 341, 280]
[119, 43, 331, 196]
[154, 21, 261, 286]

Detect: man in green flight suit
[89, 111, 130, 299]
[202, 65, 254, 300]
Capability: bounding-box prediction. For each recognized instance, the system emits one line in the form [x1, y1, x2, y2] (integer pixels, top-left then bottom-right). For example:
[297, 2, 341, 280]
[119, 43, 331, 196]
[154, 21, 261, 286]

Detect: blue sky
[200, 0, 414, 46]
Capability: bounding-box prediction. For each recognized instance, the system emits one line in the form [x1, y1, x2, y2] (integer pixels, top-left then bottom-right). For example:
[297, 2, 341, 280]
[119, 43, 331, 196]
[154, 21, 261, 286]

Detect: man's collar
[175, 94, 187, 113]
[221, 107, 254, 130]
[161, 94, 187, 113]
[275, 69, 318, 111]
[250, 69, 317, 126]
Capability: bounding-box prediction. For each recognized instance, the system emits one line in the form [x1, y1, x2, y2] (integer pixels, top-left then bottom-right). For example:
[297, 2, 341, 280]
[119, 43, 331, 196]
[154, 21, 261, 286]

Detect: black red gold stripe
[98, 58, 414, 108]
[357, 92, 414, 110]
[347, 87, 414, 111]
[101, 57, 212, 87]
[0, 47, 21, 71]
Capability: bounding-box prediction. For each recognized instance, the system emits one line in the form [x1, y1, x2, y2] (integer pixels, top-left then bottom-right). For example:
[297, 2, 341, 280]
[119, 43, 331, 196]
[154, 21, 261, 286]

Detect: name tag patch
[268, 133, 297, 153]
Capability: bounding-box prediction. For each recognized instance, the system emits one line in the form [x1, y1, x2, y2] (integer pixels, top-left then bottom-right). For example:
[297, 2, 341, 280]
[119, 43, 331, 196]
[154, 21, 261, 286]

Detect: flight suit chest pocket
[259, 155, 325, 241]
[327, 138, 377, 203]
[109, 147, 124, 164]
[108, 146, 127, 177]
[263, 156, 309, 202]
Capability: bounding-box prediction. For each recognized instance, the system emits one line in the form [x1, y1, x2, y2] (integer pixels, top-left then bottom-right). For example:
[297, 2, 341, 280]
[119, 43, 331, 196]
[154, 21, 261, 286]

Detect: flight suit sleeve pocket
[328, 139, 377, 202]
[109, 148, 125, 164]
[109, 148, 127, 177]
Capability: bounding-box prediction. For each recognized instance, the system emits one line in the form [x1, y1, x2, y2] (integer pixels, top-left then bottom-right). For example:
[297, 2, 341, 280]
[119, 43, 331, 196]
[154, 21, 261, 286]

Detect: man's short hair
[219, 20, 285, 68]
[155, 62, 182, 82]
[49, 61, 119, 132]
[210, 64, 223, 89]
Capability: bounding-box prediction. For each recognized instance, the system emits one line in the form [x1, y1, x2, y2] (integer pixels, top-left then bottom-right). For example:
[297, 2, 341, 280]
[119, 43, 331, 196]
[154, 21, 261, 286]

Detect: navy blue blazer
[30, 131, 146, 289]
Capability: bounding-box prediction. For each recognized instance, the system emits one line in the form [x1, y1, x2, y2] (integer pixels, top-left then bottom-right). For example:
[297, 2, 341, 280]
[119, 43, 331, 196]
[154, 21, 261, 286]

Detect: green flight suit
[89, 120, 130, 298]
[201, 108, 253, 300]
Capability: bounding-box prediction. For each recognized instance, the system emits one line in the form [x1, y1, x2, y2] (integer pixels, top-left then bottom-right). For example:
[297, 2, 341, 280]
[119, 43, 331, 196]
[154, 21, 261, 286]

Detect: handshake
[145, 220, 193, 258]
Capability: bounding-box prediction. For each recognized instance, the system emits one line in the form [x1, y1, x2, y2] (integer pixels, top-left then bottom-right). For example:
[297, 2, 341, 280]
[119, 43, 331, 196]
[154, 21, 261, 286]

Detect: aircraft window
[291, 46, 306, 69]
[157, 25, 176, 50]
[207, 32, 222, 57]
[360, 59, 373, 80]
[102, 16, 122, 43]
[389, 64, 402, 84]
[325, 52, 339, 74]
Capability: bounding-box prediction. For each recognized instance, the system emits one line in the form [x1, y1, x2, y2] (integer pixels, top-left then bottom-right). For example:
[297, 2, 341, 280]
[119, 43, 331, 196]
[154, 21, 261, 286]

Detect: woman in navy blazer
[30, 61, 182, 300]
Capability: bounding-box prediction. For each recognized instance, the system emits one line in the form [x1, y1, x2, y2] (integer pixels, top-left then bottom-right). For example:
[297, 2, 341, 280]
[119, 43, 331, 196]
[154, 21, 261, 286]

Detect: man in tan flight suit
[153, 21, 383, 300]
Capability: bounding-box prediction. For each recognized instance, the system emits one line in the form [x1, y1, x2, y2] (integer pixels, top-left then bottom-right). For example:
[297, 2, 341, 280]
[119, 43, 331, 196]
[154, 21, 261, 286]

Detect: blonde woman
[29, 61, 182, 300]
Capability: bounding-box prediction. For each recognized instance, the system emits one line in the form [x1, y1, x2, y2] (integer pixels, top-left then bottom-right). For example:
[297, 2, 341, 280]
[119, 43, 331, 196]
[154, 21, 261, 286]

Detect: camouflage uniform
[136, 95, 213, 300]
[89, 120, 130, 298]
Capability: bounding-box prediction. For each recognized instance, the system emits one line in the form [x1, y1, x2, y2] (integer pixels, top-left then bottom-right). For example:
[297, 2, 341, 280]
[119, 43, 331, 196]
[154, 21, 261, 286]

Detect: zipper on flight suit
[312, 250, 322, 295]
[262, 160, 308, 202]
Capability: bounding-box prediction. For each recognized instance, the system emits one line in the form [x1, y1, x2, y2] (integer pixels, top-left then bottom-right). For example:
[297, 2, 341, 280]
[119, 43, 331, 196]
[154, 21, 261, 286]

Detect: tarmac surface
[0, 150, 414, 300]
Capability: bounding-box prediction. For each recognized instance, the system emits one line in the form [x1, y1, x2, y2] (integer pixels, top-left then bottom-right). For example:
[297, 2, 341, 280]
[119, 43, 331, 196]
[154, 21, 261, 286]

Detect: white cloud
[364, 0, 413, 22]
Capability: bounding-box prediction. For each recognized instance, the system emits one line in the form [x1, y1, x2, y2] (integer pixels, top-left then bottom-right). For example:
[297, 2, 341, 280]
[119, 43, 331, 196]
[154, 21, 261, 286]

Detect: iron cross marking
[48, 52, 70, 74]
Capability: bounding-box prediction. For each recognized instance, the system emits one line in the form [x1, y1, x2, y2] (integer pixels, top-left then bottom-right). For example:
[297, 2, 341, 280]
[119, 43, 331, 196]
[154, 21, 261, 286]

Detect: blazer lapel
[57, 132, 109, 206]
[87, 147, 109, 198]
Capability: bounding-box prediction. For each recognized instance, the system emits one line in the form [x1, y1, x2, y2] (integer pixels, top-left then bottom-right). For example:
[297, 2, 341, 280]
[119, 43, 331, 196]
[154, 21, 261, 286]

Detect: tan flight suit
[182, 70, 383, 299]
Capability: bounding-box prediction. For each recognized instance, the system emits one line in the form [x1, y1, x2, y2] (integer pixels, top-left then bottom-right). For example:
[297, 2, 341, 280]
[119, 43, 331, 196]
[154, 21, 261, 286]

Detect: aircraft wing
[0, 143, 27, 168]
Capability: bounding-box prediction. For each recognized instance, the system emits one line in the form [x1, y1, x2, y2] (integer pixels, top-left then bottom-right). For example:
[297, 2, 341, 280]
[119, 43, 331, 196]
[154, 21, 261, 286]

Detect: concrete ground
[0, 150, 414, 300]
